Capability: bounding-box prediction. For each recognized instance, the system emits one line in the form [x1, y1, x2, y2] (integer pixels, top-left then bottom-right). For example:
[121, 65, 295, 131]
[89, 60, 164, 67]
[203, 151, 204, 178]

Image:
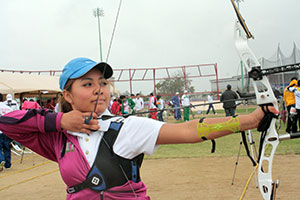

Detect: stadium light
[93, 8, 104, 62]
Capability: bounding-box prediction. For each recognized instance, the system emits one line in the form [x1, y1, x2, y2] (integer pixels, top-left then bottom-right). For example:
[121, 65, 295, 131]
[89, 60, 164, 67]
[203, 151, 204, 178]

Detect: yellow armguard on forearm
[197, 117, 240, 138]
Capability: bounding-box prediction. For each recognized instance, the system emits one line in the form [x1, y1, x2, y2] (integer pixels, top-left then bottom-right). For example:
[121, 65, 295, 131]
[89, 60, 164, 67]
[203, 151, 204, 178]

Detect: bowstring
[84, 1, 138, 198]
[105, 0, 123, 63]
[85, 0, 123, 124]
[103, 2, 138, 198]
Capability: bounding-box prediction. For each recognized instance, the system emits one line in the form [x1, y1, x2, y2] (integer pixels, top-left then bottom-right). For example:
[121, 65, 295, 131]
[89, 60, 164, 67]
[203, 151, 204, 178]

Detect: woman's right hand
[60, 110, 100, 134]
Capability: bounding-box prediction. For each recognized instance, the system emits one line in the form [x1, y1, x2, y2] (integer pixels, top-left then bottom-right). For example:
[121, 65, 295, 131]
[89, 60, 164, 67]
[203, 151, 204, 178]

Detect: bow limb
[234, 20, 279, 200]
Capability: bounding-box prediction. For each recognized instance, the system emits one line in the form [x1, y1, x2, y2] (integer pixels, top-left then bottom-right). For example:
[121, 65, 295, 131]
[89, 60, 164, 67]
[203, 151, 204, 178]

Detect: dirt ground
[0, 153, 299, 200]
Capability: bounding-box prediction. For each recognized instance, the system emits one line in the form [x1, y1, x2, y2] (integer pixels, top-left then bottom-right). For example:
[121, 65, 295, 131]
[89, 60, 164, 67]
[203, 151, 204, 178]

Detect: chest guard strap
[67, 120, 144, 194]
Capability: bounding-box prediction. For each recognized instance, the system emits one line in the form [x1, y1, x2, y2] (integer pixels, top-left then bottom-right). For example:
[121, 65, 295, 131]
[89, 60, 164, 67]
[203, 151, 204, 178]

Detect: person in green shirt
[128, 94, 136, 114]
[120, 95, 135, 114]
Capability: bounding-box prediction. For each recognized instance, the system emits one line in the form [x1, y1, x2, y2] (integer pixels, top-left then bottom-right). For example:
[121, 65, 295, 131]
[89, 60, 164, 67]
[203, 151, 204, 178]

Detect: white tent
[0, 72, 60, 96]
[0, 71, 121, 100]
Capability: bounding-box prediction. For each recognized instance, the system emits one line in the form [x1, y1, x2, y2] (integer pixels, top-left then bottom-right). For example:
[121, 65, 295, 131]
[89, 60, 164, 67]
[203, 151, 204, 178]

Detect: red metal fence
[0, 63, 219, 99]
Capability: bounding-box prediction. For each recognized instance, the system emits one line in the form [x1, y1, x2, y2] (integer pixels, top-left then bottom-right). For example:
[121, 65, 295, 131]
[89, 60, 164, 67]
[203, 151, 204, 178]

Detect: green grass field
[146, 107, 300, 159]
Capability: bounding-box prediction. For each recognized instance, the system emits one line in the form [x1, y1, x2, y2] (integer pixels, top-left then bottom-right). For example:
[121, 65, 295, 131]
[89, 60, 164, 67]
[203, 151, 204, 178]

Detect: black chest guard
[67, 119, 144, 194]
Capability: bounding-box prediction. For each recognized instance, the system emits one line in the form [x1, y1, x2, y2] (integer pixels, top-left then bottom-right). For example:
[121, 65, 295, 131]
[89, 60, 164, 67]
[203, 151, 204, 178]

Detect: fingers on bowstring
[83, 115, 98, 125]
[82, 112, 98, 119]
[91, 112, 98, 119]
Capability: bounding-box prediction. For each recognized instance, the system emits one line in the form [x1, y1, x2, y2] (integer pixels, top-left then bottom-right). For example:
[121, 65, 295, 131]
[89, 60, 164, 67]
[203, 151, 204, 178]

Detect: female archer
[0, 57, 277, 200]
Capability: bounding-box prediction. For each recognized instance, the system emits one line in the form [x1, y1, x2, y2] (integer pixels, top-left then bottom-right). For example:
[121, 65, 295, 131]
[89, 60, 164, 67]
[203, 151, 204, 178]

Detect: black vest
[67, 119, 144, 194]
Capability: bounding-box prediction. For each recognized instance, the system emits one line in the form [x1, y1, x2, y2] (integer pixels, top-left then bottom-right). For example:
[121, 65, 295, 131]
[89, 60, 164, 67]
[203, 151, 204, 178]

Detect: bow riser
[234, 20, 279, 200]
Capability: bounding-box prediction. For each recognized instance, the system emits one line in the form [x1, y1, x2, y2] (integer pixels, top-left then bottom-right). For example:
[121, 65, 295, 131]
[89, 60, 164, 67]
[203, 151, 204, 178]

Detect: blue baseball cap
[59, 57, 113, 90]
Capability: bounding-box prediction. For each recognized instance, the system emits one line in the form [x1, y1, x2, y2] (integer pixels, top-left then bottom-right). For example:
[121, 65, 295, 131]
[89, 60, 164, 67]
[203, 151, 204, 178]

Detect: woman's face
[63, 68, 110, 114]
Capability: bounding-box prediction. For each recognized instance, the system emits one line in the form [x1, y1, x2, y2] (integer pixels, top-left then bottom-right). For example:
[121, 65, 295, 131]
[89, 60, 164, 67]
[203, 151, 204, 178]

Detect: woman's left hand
[250, 106, 279, 128]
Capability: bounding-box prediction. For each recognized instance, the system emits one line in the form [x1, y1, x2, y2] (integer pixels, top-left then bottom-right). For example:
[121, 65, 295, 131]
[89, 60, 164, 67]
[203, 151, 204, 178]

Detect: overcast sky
[1, 0, 300, 93]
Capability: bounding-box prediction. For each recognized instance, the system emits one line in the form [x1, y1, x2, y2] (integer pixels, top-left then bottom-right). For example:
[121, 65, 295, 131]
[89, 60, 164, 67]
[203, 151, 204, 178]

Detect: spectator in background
[21, 99, 41, 110]
[128, 94, 136, 114]
[120, 95, 129, 114]
[156, 95, 165, 122]
[111, 98, 122, 115]
[36, 100, 42, 107]
[131, 94, 136, 103]
[120, 95, 135, 114]
[220, 84, 238, 116]
[45, 99, 55, 111]
[134, 93, 144, 115]
[52, 97, 57, 107]
[283, 77, 298, 133]
[206, 94, 216, 115]
[148, 93, 157, 119]
[171, 92, 181, 120]
[0, 93, 13, 172]
[287, 79, 300, 132]
[181, 90, 190, 121]
[5, 94, 19, 111]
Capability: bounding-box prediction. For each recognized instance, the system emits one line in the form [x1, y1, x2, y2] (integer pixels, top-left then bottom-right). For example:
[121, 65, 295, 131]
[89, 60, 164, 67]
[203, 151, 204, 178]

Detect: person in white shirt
[0, 93, 13, 172]
[181, 90, 190, 121]
[206, 94, 216, 115]
[156, 95, 165, 122]
[134, 93, 144, 115]
[4, 94, 19, 111]
[148, 93, 157, 119]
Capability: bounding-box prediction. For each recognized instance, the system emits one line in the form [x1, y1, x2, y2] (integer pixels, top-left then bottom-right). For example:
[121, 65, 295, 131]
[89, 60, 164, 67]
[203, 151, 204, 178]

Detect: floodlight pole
[93, 8, 104, 62]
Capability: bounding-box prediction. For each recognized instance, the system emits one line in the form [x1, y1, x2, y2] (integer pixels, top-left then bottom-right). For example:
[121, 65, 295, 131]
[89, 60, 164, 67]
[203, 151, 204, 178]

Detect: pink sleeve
[0, 109, 64, 162]
[0, 109, 63, 133]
